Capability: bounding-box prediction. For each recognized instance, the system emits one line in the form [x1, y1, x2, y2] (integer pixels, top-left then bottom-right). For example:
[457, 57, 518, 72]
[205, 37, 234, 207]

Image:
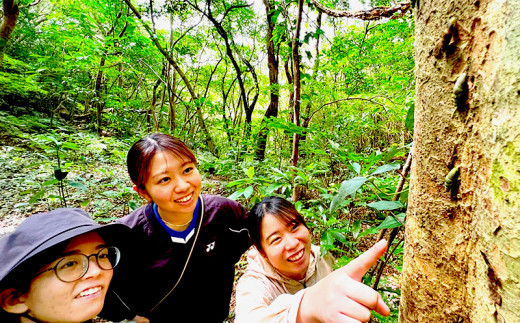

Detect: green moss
[491, 140, 520, 209]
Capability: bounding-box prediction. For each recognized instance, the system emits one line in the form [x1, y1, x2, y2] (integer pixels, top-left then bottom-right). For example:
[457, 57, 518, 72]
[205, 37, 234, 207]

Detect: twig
[372, 235, 404, 289]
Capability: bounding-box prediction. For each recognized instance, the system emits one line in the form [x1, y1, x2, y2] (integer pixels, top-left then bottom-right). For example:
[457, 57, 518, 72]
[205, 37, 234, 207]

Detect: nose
[173, 177, 190, 193]
[83, 254, 102, 279]
[284, 235, 299, 251]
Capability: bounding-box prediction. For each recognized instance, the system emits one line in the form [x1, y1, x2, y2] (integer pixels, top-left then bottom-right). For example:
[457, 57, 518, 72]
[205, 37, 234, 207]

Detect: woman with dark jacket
[101, 134, 250, 322]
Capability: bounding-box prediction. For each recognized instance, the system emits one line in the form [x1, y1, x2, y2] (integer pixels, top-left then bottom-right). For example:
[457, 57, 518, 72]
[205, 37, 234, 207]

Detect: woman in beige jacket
[235, 197, 390, 323]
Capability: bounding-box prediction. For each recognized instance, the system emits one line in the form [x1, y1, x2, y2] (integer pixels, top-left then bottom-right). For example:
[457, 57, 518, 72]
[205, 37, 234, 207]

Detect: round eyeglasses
[35, 246, 121, 282]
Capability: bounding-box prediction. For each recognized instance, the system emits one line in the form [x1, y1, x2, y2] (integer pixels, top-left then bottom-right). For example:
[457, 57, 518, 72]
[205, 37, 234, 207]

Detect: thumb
[342, 239, 388, 281]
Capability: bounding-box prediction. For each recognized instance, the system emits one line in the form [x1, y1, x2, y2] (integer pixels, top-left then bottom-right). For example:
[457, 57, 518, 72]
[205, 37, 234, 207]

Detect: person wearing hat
[0, 208, 130, 323]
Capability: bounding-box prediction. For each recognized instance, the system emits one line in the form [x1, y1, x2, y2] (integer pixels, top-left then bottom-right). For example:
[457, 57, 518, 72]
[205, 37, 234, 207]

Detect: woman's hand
[297, 240, 390, 323]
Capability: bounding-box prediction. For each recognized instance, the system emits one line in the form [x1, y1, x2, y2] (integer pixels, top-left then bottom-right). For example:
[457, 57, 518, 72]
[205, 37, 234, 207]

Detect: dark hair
[127, 133, 197, 190]
[0, 241, 68, 322]
[248, 196, 308, 254]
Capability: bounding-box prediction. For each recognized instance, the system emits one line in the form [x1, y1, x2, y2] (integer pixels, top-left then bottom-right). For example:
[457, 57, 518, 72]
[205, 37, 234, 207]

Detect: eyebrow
[59, 243, 107, 257]
[150, 170, 168, 179]
[150, 161, 194, 179]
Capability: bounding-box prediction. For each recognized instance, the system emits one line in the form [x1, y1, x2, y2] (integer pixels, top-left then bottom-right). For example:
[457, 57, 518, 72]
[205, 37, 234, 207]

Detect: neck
[20, 312, 45, 323]
[157, 209, 193, 229]
[161, 216, 193, 229]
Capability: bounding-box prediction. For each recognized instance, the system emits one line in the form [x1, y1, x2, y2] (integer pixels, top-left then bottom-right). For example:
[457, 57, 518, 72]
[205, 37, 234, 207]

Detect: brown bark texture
[254, 0, 280, 161]
[400, 0, 520, 322]
[0, 0, 20, 66]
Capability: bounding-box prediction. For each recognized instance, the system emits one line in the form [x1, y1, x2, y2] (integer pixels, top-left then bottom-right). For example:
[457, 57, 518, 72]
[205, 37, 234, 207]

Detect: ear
[133, 185, 151, 203]
[0, 288, 29, 314]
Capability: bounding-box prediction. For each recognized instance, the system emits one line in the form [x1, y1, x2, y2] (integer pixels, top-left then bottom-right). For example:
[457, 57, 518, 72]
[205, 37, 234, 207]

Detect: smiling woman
[235, 196, 391, 323]
[100, 133, 250, 322]
[0, 208, 129, 323]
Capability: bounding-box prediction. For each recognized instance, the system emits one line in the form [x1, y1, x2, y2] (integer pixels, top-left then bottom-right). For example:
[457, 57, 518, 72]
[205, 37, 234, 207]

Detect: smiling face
[139, 150, 202, 221]
[260, 213, 312, 281]
[18, 232, 113, 323]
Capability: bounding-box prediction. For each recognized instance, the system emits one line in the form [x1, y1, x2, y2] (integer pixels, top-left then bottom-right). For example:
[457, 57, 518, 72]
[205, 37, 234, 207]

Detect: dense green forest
[1, 0, 413, 320]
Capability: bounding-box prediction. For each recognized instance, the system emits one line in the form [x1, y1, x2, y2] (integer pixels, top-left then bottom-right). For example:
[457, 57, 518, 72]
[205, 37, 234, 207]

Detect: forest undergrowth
[0, 112, 404, 322]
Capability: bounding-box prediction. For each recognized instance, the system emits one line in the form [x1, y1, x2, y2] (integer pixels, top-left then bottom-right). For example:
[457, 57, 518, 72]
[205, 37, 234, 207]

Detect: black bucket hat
[0, 208, 130, 287]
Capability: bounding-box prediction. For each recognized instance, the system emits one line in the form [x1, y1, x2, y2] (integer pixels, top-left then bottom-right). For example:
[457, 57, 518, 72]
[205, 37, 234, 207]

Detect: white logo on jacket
[206, 241, 215, 252]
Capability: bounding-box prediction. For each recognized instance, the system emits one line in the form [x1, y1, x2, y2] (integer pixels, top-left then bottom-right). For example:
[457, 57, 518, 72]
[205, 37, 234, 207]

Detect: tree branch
[20, 0, 41, 9]
[310, 0, 411, 20]
[308, 97, 384, 121]
[221, 4, 250, 22]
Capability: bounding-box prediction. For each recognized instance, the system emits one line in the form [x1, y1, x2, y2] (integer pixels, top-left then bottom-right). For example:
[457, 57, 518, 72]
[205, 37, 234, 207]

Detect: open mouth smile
[287, 249, 305, 262]
[175, 193, 193, 203]
[76, 286, 102, 298]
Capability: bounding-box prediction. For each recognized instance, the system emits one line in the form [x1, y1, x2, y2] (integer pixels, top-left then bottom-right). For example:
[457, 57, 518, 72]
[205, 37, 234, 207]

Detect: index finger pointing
[342, 239, 388, 281]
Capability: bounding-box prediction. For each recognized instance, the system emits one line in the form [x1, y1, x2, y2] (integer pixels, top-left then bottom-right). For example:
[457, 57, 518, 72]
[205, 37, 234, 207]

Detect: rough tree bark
[254, 0, 280, 161]
[400, 0, 520, 322]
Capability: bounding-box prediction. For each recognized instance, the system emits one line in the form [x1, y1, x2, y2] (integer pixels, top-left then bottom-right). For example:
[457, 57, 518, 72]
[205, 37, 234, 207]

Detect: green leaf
[247, 166, 255, 179]
[80, 200, 90, 207]
[368, 200, 403, 211]
[46, 135, 60, 146]
[69, 181, 88, 191]
[351, 162, 361, 174]
[243, 186, 254, 198]
[102, 190, 120, 198]
[128, 200, 140, 210]
[228, 189, 244, 200]
[14, 202, 29, 208]
[330, 229, 348, 245]
[330, 177, 367, 213]
[376, 213, 406, 230]
[43, 179, 59, 186]
[226, 179, 247, 187]
[29, 190, 45, 203]
[320, 231, 334, 247]
[62, 142, 79, 150]
[405, 104, 414, 131]
[352, 220, 361, 239]
[266, 183, 284, 194]
[370, 163, 401, 175]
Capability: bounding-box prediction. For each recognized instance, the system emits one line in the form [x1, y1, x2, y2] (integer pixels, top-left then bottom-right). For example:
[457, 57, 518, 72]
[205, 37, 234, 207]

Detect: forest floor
[0, 117, 401, 322]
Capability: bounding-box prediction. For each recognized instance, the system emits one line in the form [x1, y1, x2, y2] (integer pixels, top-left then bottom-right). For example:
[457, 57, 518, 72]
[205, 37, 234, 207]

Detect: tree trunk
[290, 0, 304, 202]
[301, 11, 322, 142]
[168, 66, 177, 133]
[94, 55, 106, 135]
[254, 0, 280, 161]
[0, 0, 19, 67]
[123, 0, 218, 156]
[400, 0, 520, 322]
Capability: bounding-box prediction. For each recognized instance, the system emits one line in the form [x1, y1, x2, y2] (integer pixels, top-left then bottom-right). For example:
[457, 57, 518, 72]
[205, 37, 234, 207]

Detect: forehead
[64, 232, 105, 252]
[260, 213, 294, 239]
[149, 151, 191, 170]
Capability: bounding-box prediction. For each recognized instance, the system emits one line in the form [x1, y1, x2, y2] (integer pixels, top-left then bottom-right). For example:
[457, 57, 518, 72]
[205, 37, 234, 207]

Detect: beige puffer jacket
[234, 245, 334, 323]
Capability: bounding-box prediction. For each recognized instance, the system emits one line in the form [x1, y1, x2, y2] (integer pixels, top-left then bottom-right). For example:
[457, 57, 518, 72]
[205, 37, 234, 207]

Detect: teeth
[176, 194, 192, 203]
[288, 249, 304, 262]
[78, 286, 101, 297]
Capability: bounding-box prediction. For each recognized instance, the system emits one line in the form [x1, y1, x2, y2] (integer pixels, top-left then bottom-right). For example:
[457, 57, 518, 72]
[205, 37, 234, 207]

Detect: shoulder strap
[149, 196, 205, 312]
